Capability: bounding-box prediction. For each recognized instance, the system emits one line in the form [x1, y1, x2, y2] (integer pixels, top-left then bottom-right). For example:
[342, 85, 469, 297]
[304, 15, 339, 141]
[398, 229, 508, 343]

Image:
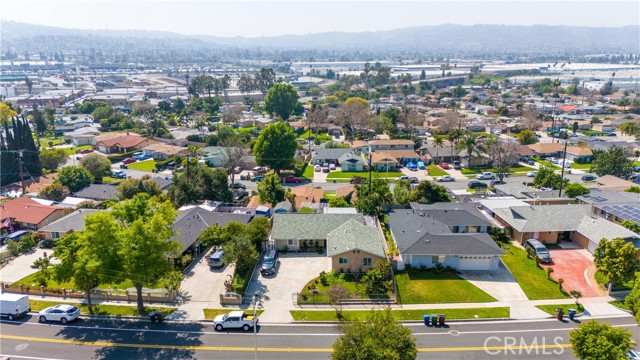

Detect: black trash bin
[423, 314, 430, 326]
[438, 314, 445, 326]
[555, 308, 564, 321]
[149, 311, 164, 323]
[431, 314, 438, 326]
[568, 309, 576, 321]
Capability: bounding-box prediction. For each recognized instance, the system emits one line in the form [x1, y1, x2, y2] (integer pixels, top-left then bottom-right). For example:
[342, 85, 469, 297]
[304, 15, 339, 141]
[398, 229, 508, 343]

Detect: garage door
[587, 240, 598, 253]
[458, 256, 494, 271]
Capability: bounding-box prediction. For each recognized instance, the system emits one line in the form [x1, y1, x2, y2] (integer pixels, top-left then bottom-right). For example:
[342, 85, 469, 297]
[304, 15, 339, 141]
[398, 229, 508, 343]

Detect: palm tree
[457, 134, 480, 168]
[447, 128, 464, 160]
[433, 136, 444, 164]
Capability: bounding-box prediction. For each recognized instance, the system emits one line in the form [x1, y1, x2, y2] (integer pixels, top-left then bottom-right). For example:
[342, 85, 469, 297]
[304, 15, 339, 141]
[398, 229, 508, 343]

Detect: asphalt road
[1, 315, 637, 359]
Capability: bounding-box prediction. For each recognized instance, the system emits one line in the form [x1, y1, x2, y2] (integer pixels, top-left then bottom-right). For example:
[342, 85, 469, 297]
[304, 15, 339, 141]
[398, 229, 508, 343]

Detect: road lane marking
[0, 334, 578, 353]
[0, 355, 67, 360]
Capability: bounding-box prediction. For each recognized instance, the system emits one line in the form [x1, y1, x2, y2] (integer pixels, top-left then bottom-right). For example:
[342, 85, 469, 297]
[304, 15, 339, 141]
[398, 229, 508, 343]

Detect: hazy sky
[2, 1, 639, 37]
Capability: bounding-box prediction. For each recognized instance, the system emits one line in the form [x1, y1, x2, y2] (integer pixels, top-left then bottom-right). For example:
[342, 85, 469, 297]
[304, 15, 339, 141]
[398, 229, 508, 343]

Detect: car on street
[231, 183, 246, 189]
[122, 157, 137, 164]
[439, 162, 450, 169]
[524, 239, 552, 263]
[606, 132, 617, 137]
[476, 172, 496, 180]
[111, 170, 127, 179]
[77, 149, 94, 154]
[38, 304, 80, 324]
[213, 311, 258, 332]
[490, 179, 507, 186]
[527, 171, 538, 177]
[467, 181, 488, 189]
[436, 175, 455, 182]
[283, 176, 302, 183]
[581, 175, 597, 182]
[251, 175, 265, 182]
[408, 177, 419, 184]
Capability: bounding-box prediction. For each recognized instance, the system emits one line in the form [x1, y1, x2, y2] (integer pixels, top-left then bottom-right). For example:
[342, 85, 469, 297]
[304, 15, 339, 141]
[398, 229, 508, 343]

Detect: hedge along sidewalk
[290, 307, 510, 321]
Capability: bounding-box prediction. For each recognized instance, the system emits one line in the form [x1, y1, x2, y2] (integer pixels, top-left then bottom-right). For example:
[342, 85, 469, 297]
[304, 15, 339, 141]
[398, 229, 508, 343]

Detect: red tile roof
[0, 197, 64, 225]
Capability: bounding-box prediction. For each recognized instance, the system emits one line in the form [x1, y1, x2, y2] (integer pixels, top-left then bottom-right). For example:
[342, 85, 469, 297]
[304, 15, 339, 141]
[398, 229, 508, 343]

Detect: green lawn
[9, 272, 134, 292]
[327, 171, 403, 179]
[570, 163, 592, 170]
[39, 138, 66, 148]
[30, 300, 175, 317]
[298, 130, 332, 142]
[102, 176, 119, 184]
[299, 275, 391, 304]
[500, 243, 569, 300]
[127, 159, 156, 171]
[290, 307, 509, 321]
[595, 271, 635, 291]
[536, 304, 585, 316]
[610, 300, 630, 311]
[395, 270, 496, 304]
[460, 166, 534, 175]
[532, 157, 561, 170]
[426, 165, 449, 177]
[300, 164, 315, 179]
[204, 309, 264, 320]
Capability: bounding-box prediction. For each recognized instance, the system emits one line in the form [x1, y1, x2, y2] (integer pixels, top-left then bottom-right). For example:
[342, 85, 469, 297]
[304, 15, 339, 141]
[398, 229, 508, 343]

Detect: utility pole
[17, 151, 25, 192]
[558, 140, 568, 197]
[368, 152, 372, 193]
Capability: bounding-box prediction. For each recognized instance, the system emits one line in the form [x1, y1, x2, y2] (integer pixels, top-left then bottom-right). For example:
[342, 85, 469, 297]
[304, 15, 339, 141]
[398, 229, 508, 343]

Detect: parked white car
[436, 175, 455, 182]
[213, 311, 258, 331]
[476, 172, 496, 180]
[38, 304, 80, 324]
[527, 171, 538, 177]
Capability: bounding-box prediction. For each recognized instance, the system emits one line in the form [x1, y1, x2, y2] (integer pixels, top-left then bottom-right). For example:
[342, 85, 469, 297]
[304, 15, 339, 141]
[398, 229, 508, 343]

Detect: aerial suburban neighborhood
[0, 1, 640, 359]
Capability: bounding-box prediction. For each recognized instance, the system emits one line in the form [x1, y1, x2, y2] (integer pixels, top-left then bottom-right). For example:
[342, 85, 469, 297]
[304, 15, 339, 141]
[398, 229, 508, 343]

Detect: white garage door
[458, 256, 494, 271]
[587, 240, 598, 253]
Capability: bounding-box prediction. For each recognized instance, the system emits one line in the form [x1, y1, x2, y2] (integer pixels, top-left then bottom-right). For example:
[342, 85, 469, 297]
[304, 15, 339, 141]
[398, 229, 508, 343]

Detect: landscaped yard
[610, 300, 630, 311]
[290, 307, 510, 321]
[460, 165, 535, 175]
[532, 157, 561, 170]
[570, 162, 592, 170]
[395, 270, 496, 304]
[595, 271, 636, 291]
[9, 272, 135, 292]
[30, 299, 176, 316]
[300, 164, 314, 179]
[298, 274, 392, 304]
[426, 165, 448, 177]
[500, 243, 570, 300]
[127, 159, 156, 171]
[298, 130, 332, 142]
[327, 171, 403, 179]
[204, 309, 264, 320]
[536, 304, 585, 316]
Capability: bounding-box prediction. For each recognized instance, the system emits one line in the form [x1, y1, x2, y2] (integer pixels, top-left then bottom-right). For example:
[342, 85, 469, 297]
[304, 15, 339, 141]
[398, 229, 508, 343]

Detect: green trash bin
[431, 314, 438, 326]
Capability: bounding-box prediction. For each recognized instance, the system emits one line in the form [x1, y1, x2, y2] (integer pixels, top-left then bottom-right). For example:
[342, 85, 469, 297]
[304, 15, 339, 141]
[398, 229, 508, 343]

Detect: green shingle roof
[326, 219, 385, 258]
[270, 213, 364, 240]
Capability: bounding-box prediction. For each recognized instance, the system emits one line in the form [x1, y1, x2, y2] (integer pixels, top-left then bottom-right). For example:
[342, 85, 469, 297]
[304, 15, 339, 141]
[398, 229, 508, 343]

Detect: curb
[293, 317, 513, 325]
[27, 311, 215, 325]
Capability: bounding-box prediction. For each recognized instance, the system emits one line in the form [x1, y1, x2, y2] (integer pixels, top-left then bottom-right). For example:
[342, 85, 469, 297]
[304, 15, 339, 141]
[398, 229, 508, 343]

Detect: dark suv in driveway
[260, 250, 278, 276]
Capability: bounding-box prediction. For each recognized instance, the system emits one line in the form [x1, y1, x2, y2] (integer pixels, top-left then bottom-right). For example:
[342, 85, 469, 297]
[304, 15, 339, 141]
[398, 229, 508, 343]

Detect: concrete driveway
[245, 254, 331, 323]
[0, 248, 51, 284]
[458, 262, 528, 302]
[539, 249, 603, 298]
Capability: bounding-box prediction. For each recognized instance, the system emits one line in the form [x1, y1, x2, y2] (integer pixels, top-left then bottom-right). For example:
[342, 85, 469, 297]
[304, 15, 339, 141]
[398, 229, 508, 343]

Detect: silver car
[38, 304, 80, 324]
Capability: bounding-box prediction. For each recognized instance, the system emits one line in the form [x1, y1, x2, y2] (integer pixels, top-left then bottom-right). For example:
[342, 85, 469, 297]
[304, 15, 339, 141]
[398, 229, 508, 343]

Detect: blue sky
[2, 1, 639, 37]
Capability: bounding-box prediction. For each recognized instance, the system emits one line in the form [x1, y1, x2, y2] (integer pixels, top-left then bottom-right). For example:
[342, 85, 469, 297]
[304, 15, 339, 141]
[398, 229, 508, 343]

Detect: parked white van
[0, 293, 31, 320]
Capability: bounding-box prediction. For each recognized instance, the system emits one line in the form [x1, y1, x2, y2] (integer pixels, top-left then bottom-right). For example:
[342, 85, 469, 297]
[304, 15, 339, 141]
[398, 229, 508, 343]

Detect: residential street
[0, 315, 637, 359]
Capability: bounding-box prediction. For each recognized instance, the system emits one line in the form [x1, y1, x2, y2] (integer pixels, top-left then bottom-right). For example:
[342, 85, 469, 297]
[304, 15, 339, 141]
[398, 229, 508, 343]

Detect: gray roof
[577, 189, 640, 205]
[494, 183, 565, 200]
[274, 201, 293, 213]
[311, 148, 353, 161]
[387, 210, 503, 256]
[173, 207, 254, 253]
[75, 184, 118, 201]
[326, 219, 385, 258]
[150, 176, 172, 190]
[270, 213, 364, 240]
[338, 152, 365, 164]
[492, 204, 591, 232]
[409, 202, 493, 227]
[576, 217, 639, 243]
[39, 209, 102, 234]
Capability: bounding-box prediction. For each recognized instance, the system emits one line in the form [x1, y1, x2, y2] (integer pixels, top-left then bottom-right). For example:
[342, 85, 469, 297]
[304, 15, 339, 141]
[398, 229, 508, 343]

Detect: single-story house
[595, 175, 637, 191]
[338, 152, 366, 171]
[201, 146, 247, 167]
[335, 184, 357, 202]
[269, 213, 365, 252]
[143, 143, 189, 160]
[38, 209, 102, 240]
[274, 201, 293, 213]
[74, 184, 118, 201]
[370, 152, 398, 171]
[527, 142, 564, 158]
[95, 133, 155, 154]
[310, 148, 354, 166]
[173, 206, 254, 255]
[0, 197, 67, 231]
[326, 219, 386, 273]
[385, 149, 423, 165]
[350, 140, 370, 154]
[388, 205, 503, 271]
[565, 146, 593, 162]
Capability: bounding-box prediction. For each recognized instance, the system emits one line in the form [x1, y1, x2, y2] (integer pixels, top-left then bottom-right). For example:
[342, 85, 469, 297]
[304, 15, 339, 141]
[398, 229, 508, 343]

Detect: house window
[288, 239, 295, 246]
[431, 256, 440, 264]
[51, 232, 60, 239]
[339, 258, 348, 264]
[362, 258, 372, 266]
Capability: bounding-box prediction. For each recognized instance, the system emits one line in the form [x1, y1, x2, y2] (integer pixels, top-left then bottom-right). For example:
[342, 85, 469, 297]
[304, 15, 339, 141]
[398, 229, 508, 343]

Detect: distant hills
[2, 21, 639, 56]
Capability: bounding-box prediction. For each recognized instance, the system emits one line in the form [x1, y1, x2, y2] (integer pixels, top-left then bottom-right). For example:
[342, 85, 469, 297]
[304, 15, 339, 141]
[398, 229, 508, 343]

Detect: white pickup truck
[213, 311, 258, 331]
[476, 172, 496, 180]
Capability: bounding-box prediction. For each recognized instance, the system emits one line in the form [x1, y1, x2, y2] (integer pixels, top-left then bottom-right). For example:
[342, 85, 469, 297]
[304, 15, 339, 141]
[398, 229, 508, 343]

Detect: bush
[18, 234, 38, 253]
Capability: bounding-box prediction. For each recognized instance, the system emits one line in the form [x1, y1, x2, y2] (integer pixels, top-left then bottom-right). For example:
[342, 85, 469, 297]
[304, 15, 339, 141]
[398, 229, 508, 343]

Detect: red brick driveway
[539, 249, 604, 298]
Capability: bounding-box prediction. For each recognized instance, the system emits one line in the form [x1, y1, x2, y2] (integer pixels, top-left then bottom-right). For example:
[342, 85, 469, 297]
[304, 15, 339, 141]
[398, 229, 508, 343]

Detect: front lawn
[532, 157, 561, 170]
[127, 159, 156, 171]
[460, 165, 534, 175]
[204, 309, 264, 320]
[290, 307, 510, 321]
[299, 274, 392, 304]
[595, 271, 635, 291]
[30, 300, 176, 316]
[500, 243, 569, 300]
[9, 272, 134, 292]
[395, 270, 496, 304]
[570, 163, 592, 170]
[426, 165, 448, 177]
[327, 171, 403, 179]
[536, 304, 585, 316]
[300, 164, 315, 179]
[298, 130, 332, 142]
